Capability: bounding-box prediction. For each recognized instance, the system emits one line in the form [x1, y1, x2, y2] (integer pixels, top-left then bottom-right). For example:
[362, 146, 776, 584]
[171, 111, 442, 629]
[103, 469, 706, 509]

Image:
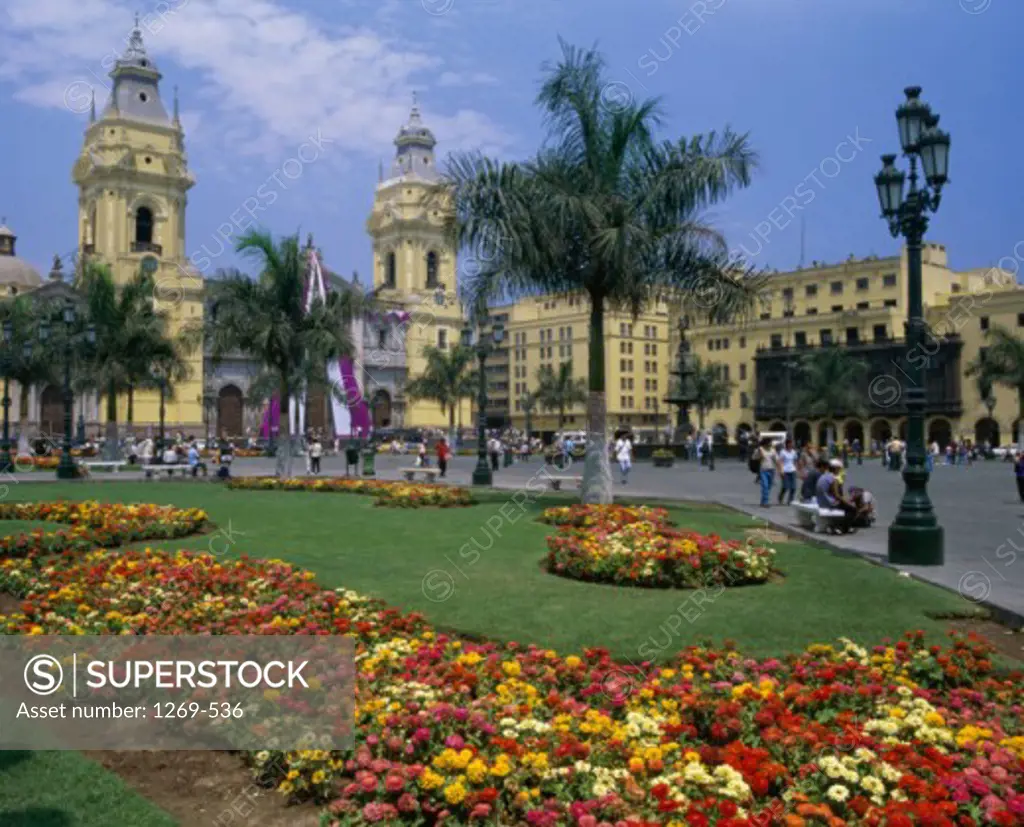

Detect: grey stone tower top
[389, 93, 439, 181]
[102, 15, 171, 124]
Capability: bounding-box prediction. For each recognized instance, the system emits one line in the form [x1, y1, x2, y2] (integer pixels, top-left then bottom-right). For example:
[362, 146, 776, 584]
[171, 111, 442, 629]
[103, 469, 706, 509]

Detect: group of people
[750, 437, 874, 533]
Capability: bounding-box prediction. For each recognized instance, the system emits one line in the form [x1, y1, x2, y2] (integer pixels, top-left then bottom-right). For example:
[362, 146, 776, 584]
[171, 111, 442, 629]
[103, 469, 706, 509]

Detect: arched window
[135, 206, 154, 244]
[425, 251, 439, 288]
[385, 251, 396, 288]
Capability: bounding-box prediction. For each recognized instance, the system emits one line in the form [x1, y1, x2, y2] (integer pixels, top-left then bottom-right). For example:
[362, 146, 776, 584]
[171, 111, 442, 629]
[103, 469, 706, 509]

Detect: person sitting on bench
[187, 442, 208, 477]
[815, 459, 857, 533]
[799, 456, 826, 503]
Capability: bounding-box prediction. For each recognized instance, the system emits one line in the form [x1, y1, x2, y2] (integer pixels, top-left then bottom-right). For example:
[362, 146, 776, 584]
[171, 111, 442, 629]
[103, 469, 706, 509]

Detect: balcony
[753, 334, 963, 420]
[131, 241, 163, 255]
[81, 243, 95, 255]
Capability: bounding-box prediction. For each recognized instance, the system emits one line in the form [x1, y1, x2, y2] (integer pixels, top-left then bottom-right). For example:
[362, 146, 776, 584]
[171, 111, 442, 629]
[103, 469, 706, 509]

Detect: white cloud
[438, 70, 499, 87]
[0, 0, 513, 161]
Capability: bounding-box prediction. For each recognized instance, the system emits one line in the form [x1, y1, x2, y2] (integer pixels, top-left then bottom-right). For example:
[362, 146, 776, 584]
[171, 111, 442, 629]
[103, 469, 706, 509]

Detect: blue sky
[1, 0, 1021, 283]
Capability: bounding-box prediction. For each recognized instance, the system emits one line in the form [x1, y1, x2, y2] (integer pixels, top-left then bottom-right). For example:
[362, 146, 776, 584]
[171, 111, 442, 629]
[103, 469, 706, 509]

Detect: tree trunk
[698, 407, 706, 430]
[448, 404, 457, 449]
[127, 385, 134, 426]
[582, 295, 612, 504]
[102, 381, 121, 461]
[558, 406, 565, 430]
[17, 389, 30, 456]
[275, 380, 292, 478]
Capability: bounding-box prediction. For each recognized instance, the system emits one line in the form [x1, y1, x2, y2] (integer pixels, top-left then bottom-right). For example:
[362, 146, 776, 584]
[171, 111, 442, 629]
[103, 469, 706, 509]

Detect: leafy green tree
[689, 357, 734, 430]
[967, 325, 1024, 448]
[198, 230, 371, 477]
[519, 390, 537, 441]
[405, 345, 477, 445]
[535, 361, 587, 430]
[437, 41, 761, 502]
[0, 296, 57, 455]
[792, 348, 868, 447]
[76, 261, 182, 460]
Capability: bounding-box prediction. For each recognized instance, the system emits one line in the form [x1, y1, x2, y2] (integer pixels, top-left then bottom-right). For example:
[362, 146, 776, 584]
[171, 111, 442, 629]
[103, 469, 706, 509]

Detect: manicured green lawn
[0, 752, 175, 827]
[2, 481, 971, 660]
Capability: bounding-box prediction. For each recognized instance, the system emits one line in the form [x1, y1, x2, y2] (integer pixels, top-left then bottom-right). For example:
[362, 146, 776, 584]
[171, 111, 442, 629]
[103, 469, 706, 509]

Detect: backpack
[748, 450, 761, 475]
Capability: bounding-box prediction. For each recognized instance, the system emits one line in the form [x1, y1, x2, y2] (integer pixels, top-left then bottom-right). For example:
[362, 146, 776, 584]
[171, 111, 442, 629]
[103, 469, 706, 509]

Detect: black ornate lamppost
[48, 301, 95, 480]
[665, 315, 697, 458]
[462, 317, 505, 486]
[154, 366, 168, 465]
[0, 321, 32, 474]
[874, 86, 950, 566]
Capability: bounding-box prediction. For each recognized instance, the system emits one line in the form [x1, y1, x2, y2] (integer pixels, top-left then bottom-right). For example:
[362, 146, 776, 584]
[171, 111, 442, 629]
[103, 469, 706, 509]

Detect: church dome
[0, 223, 42, 295]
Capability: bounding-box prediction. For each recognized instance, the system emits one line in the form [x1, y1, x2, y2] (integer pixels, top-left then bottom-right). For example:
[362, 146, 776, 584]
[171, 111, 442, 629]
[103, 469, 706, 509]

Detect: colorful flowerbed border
[0, 500, 210, 558]
[0, 541, 1021, 826]
[227, 477, 475, 508]
[541, 505, 778, 589]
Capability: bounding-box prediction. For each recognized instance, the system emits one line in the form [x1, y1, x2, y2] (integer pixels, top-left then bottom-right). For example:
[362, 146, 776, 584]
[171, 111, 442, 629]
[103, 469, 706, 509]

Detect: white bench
[144, 463, 196, 479]
[792, 501, 847, 533]
[402, 467, 441, 482]
[81, 460, 132, 474]
[546, 475, 582, 492]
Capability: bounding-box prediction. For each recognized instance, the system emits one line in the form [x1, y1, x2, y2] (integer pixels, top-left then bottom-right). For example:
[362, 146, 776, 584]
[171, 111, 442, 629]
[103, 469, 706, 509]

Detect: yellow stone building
[504, 295, 673, 434]
[681, 243, 1024, 448]
[365, 101, 472, 430]
[72, 19, 204, 431]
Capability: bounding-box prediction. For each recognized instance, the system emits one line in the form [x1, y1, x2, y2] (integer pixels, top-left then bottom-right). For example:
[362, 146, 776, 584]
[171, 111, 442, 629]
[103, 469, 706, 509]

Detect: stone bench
[792, 501, 847, 533]
[81, 460, 132, 474]
[144, 464, 200, 480]
[402, 467, 441, 482]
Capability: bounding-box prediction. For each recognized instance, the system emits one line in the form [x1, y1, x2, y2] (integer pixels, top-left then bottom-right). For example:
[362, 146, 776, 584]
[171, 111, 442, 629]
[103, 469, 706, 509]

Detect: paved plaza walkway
[11, 451, 1022, 623]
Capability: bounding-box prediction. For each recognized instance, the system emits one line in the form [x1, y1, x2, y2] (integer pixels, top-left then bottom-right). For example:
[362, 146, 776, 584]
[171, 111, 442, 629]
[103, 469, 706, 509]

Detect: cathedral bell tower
[366, 97, 468, 430]
[72, 16, 204, 432]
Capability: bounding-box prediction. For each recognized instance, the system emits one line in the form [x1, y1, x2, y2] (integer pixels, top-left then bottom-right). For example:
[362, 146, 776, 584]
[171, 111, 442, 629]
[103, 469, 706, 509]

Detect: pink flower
[470, 803, 492, 819]
[445, 734, 465, 749]
[397, 793, 419, 813]
[384, 774, 405, 793]
[578, 816, 598, 827]
[359, 774, 378, 793]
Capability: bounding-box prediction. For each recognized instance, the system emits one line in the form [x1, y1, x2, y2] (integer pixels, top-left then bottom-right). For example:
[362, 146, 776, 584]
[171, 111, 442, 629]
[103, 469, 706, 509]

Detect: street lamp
[154, 365, 168, 464]
[874, 85, 950, 566]
[49, 301, 95, 480]
[0, 322, 32, 473]
[462, 318, 505, 486]
[782, 294, 795, 438]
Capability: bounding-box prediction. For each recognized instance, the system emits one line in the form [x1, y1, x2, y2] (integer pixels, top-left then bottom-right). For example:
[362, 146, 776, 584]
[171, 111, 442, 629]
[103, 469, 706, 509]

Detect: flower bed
[0, 544, 1021, 826]
[227, 477, 474, 508]
[0, 501, 210, 558]
[541, 505, 778, 588]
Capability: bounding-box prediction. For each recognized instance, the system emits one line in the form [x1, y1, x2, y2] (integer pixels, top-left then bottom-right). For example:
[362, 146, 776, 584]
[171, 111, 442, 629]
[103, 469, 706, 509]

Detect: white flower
[826, 784, 850, 803]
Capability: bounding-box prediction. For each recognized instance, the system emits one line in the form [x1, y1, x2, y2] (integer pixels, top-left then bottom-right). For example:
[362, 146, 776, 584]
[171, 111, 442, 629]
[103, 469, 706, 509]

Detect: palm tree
[77, 261, 180, 460]
[405, 345, 477, 445]
[0, 296, 57, 455]
[199, 230, 371, 477]
[438, 41, 761, 502]
[519, 391, 537, 441]
[967, 326, 1024, 449]
[535, 361, 587, 430]
[792, 348, 868, 447]
[690, 357, 734, 430]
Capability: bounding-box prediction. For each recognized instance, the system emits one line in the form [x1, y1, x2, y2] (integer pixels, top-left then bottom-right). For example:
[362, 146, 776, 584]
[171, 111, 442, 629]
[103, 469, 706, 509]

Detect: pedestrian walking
[436, 437, 450, 478]
[614, 433, 633, 484]
[309, 436, 322, 475]
[777, 438, 798, 505]
[756, 437, 778, 508]
[1014, 452, 1024, 502]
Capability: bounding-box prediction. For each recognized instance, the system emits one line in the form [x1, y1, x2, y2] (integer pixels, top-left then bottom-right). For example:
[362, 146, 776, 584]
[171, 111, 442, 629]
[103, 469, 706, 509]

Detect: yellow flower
[419, 769, 445, 790]
[311, 770, 325, 784]
[466, 759, 488, 784]
[443, 782, 467, 805]
[502, 661, 521, 677]
[565, 655, 582, 669]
